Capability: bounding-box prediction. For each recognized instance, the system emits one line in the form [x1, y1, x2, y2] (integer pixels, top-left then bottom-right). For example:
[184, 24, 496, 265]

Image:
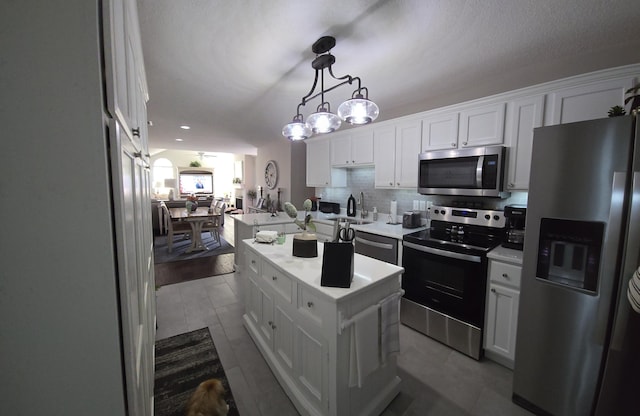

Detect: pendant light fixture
[282, 36, 379, 141]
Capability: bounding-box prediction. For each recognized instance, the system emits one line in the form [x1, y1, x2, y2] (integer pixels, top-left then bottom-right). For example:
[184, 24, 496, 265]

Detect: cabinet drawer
[262, 262, 293, 303]
[298, 285, 330, 327]
[246, 249, 260, 276]
[489, 261, 522, 288]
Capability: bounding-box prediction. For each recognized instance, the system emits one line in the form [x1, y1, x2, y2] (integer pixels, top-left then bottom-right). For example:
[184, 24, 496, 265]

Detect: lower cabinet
[484, 254, 522, 369]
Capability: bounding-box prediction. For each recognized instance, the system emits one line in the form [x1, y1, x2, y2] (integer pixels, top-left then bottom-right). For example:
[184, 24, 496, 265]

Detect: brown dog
[185, 379, 229, 416]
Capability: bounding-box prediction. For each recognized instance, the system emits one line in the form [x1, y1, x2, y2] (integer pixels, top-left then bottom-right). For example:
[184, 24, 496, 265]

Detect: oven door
[402, 241, 488, 327]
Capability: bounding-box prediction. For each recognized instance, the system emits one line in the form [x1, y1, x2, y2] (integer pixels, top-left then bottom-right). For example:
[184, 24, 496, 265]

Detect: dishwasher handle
[354, 236, 394, 250]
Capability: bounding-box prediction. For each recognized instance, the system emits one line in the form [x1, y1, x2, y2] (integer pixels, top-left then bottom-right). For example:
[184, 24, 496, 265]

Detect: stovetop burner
[403, 205, 506, 255]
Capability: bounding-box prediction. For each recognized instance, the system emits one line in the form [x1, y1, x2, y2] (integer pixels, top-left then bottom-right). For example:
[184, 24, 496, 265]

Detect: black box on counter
[321, 242, 354, 288]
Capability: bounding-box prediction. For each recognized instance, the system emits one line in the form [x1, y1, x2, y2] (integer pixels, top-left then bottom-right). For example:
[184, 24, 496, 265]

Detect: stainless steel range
[401, 205, 505, 359]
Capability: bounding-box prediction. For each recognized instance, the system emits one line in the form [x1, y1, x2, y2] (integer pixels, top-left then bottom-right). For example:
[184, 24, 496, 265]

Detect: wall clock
[264, 159, 278, 189]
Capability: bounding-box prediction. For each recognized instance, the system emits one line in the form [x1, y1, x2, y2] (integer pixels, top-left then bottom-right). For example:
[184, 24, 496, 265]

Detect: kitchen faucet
[359, 191, 368, 219]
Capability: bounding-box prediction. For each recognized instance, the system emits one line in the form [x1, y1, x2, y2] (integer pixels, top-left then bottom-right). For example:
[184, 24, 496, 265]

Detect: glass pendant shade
[282, 119, 311, 141]
[307, 110, 341, 134]
[338, 96, 379, 125]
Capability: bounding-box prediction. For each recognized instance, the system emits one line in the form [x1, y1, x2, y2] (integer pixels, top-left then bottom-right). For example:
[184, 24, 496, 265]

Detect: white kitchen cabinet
[484, 252, 522, 370]
[421, 112, 460, 151]
[331, 130, 374, 166]
[459, 102, 506, 148]
[242, 239, 403, 416]
[504, 95, 545, 190]
[374, 120, 421, 189]
[373, 125, 397, 188]
[546, 78, 634, 125]
[306, 138, 347, 187]
[395, 120, 422, 187]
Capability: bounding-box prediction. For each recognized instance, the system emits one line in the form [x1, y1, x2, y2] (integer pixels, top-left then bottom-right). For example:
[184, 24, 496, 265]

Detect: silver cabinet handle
[502, 273, 509, 278]
[462, 141, 468, 146]
[272, 275, 277, 280]
[451, 143, 456, 147]
[307, 301, 313, 308]
[491, 288, 496, 293]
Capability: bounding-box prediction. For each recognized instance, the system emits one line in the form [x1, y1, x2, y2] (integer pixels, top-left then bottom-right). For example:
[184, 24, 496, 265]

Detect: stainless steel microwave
[418, 145, 509, 198]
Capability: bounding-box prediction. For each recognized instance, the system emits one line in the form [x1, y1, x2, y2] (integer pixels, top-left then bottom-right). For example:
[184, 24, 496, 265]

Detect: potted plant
[284, 199, 317, 257]
[247, 189, 257, 206]
[189, 160, 202, 167]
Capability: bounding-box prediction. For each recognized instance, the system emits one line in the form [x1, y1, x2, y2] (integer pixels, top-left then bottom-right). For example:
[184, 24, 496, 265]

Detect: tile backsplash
[316, 167, 527, 217]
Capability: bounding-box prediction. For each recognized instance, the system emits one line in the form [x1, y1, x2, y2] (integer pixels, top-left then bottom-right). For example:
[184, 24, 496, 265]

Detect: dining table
[169, 206, 221, 253]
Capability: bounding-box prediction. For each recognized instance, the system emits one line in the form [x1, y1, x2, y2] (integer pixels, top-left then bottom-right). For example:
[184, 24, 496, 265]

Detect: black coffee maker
[504, 205, 526, 250]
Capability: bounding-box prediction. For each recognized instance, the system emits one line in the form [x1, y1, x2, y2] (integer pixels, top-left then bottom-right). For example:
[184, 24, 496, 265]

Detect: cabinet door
[485, 283, 520, 365]
[421, 112, 460, 151]
[259, 287, 274, 345]
[350, 130, 374, 165]
[273, 305, 295, 377]
[330, 133, 352, 166]
[247, 276, 262, 326]
[459, 102, 506, 147]
[374, 125, 396, 188]
[547, 78, 633, 125]
[395, 120, 421, 188]
[306, 139, 331, 186]
[295, 324, 328, 413]
[505, 96, 544, 190]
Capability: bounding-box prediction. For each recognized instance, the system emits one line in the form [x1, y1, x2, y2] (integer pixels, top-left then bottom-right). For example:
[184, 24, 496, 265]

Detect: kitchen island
[241, 238, 404, 416]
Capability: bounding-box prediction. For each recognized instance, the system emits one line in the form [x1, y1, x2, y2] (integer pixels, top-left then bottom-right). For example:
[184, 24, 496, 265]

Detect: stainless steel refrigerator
[512, 115, 640, 415]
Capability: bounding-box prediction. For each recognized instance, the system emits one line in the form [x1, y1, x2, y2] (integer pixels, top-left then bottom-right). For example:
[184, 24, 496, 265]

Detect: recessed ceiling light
[175, 138, 184, 142]
[180, 125, 191, 130]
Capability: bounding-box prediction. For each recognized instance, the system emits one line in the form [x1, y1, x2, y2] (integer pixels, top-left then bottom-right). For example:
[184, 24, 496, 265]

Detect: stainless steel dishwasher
[354, 230, 398, 265]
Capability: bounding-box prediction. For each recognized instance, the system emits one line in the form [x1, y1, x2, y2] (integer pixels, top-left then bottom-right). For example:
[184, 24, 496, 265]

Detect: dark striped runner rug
[154, 327, 239, 416]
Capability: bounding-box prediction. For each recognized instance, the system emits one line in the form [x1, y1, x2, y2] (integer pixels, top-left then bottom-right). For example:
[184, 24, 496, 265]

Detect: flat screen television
[179, 171, 214, 196]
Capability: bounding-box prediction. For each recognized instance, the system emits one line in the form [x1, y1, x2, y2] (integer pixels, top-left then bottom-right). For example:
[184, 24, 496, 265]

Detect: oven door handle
[403, 241, 482, 263]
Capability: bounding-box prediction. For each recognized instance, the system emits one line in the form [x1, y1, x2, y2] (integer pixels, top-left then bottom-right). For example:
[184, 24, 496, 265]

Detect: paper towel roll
[390, 200, 397, 224]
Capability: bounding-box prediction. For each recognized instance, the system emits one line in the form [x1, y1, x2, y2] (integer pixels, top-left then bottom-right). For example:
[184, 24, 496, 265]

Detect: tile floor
[154, 217, 533, 416]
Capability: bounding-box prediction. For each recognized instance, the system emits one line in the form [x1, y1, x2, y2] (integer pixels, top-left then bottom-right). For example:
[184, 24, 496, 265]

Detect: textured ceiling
[137, 0, 640, 156]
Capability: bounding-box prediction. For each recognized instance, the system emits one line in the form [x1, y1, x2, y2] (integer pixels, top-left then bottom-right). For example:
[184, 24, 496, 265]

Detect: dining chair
[160, 202, 191, 252]
[202, 203, 223, 245]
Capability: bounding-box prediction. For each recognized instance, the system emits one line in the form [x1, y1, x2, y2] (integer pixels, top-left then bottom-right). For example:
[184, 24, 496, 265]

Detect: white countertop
[243, 238, 404, 302]
[487, 245, 524, 265]
[232, 210, 428, 240]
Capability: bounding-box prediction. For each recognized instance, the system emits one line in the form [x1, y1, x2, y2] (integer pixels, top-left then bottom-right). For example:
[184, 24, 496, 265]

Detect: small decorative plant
[232, 177, 242, 184]
[189, 160, 202, 167]
[247, 189, 257, 203]
[608, 105, 626, 117]
[284, 199, 316, 232]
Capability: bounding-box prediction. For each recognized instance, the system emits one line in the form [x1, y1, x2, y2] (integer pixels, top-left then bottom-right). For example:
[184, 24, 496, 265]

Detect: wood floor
[154, 214, 533, 416]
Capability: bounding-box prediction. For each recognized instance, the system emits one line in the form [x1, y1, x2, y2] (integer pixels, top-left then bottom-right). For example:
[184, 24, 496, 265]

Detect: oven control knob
[458, 228, 464, 235]
[441, 209, 446, 215]
[493, 215, 500, 221]
[485, 214, 491, 220]
[434, 209, 440, 215]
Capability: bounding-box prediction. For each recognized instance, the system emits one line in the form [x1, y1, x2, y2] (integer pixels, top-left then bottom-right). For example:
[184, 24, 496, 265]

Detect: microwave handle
[476, 155, 484, 188]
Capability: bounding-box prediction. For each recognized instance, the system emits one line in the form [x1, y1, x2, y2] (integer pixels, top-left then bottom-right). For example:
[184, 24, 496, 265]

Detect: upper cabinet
[330, 130, 374, 167]
[306, 138, 346, 188]
[421, 112, 459, 151]
[374, 120, 421, 189]
[458, 102, 506, 148]
[504, 96, 545, 191]
[546, 78, 634, 126]
[421, 103, 505, 152]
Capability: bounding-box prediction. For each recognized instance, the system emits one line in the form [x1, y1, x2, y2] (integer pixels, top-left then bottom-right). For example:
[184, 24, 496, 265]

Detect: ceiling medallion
[282, 36, 379, 141]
